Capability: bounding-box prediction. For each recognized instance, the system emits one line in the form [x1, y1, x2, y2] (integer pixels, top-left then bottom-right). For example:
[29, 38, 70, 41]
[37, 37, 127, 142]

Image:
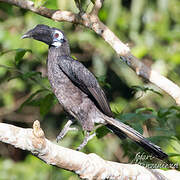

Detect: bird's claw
[76, 132, 96, 151]
[56, 134, 64, 143]
[56, 119, 74, 143]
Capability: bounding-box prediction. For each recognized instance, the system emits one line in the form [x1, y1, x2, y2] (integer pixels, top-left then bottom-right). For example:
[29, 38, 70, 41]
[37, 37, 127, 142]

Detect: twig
[0, 0, 180, 105]
[0, 121, 179, 179]
[74, 0, 84, 13]
[90, 0, 104, 15]
[0, 64, 50, 91]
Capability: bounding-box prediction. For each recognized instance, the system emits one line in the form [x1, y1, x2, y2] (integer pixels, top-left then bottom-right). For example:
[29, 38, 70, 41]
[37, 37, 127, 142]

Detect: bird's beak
[21, 28, 34, 39]
[21, 25, 53, 45]
[21, 34, 30, 39]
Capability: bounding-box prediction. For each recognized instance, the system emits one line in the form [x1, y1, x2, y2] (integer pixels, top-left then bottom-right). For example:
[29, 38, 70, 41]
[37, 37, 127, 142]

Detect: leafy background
[0, 0, 180, 179]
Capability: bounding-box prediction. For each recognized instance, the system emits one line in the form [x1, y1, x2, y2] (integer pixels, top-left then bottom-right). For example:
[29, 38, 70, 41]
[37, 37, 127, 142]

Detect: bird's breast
[47, 60, 83, 104]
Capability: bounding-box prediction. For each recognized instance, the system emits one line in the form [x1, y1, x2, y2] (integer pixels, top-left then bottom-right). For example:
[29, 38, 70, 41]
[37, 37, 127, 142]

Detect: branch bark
[0, 121, 179, 180]
[0, 0, 180, 105]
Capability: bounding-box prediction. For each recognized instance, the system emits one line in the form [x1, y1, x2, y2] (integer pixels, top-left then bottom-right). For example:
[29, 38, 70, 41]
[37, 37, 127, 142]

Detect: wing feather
[58, 56, 113, 117]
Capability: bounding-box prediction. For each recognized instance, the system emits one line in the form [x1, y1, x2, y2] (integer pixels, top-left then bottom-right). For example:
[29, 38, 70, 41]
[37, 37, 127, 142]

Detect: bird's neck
[48, 44, 71, 56]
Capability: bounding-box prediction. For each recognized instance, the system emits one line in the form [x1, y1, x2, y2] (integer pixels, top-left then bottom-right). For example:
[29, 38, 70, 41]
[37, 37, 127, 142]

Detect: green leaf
[0, 49, 15, 56]
[135, 107, 155, 113]
[7, 75, 22, 81]
[22, 71, 42, 79]
[132, 123, 143, 134]
[131, 85, 163, 97]
[71, 55, 78, 60]
[0, 49, 32, 64]
[117, 113, 137, 122]
[97, 75, 111, 89]
[34, 0, 47, 8]
[40, 93, 56, 117]
[96, 126, 111, 138]
[167, 153, 180, 157]
[15, 49, 32, 66]
[27, 98, 43, 106]
[148, 136, 173, 143]
[158, 108, 172, 118]
[18, 89, 47, 112]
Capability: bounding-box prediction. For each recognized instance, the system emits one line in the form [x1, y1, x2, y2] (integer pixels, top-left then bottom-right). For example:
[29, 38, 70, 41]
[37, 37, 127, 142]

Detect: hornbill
[22, 24, 167, 159]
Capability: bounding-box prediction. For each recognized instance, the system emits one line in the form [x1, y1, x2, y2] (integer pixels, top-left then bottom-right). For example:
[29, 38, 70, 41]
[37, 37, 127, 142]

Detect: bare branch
[0, 121, 179, 179]
[0, 0, 180, 105]
[90, 0, 104, 15]
[0, 0, 80, 23]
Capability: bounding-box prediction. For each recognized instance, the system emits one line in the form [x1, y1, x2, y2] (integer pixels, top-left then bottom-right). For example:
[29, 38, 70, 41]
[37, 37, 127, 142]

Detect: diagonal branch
[0, 0, 180, 105]
[0, 121, 179, 179]
[0, 0, 80, 23]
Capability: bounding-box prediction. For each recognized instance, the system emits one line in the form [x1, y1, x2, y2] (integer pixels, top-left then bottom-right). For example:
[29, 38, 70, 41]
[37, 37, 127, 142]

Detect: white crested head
[52, 30, 65, 48]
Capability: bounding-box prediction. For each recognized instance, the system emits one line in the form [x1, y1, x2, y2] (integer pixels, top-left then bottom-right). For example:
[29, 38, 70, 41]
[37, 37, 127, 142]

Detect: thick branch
[0, 0, 180, 105]
[0, 0, 80, 23]
[0, 121, 179, 179]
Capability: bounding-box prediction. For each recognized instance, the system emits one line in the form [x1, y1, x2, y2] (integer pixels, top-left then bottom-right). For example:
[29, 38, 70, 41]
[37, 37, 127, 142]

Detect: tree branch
[0, 121, 179, 179]
[90, 0, 104, 15]
[0, 0, 180, 105]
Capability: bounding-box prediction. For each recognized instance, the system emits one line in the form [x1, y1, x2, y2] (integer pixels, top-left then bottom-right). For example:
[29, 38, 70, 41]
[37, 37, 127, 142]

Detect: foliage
[0, 0, 180, 179]
[0, 155, 79, 180]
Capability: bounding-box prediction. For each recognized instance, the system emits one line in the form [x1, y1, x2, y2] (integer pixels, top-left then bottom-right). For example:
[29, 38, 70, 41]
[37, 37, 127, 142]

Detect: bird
[22, 24, 168, 159]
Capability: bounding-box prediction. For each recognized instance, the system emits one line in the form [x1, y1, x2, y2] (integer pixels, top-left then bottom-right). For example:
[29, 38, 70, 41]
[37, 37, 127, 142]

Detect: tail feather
[106, 124, 127, 139]
[105, 117, 168, 160]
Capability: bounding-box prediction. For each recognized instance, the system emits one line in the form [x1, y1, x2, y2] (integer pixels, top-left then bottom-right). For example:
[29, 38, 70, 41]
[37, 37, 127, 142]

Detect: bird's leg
[76, 131, 96, 151]
[56, 119, 77, 142]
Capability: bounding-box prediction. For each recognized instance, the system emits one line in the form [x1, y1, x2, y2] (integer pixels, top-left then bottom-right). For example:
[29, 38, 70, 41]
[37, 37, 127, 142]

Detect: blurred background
[0, 0, 180, 179]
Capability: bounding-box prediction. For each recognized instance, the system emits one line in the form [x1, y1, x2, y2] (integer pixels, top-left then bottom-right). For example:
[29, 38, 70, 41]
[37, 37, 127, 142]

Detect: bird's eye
[54, 33, 59, 38]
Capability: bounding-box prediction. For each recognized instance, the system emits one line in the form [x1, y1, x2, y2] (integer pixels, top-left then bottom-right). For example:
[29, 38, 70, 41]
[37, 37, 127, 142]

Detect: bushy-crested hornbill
[22, 24, 167, 159]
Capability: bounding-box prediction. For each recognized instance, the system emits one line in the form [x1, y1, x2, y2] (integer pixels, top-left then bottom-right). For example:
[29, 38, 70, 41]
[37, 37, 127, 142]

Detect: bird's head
[22, 24, 67, 48]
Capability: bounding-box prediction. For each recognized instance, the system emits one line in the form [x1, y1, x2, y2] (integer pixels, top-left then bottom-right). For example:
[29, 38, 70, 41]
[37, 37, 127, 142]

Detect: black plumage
[22, 24, 168, 159]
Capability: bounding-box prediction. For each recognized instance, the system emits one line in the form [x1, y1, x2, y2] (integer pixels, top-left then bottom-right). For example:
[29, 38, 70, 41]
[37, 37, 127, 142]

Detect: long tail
[105, 117, 168, 160]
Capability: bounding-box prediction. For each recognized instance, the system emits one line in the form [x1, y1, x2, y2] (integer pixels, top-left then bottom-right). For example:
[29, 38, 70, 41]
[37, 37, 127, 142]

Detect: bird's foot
[76, 132, 96, 151]
[56, 119, 77, 142]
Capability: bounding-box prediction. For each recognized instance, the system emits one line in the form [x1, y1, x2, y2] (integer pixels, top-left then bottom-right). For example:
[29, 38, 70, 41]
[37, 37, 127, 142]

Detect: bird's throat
[49, 43, 71, 56]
